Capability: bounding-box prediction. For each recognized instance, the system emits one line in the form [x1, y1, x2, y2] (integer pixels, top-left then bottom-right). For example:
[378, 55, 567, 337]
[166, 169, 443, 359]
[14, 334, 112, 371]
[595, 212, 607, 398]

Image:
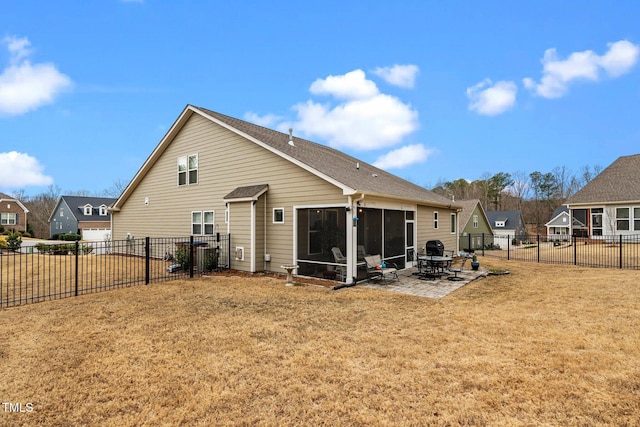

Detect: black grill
[426, 240, 444, 256]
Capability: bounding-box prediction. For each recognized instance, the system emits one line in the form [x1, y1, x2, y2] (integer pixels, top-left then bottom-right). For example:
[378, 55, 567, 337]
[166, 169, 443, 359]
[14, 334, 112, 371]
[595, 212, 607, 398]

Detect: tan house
[565, 154, 640, 238]
[110, 105, 461, 283]
[0, 192, 29, 233]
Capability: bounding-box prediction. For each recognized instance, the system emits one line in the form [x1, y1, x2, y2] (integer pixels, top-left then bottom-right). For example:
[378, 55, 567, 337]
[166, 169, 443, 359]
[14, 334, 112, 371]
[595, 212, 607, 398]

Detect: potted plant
[471, 254, 480, 271]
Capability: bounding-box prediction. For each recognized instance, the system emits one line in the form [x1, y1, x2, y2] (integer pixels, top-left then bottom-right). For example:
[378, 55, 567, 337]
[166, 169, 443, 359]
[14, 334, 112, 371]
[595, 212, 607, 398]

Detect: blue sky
[2, 1, 639, 197]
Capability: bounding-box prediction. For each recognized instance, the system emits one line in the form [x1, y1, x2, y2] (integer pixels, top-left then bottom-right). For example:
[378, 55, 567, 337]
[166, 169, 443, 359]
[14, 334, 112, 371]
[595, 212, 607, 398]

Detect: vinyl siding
[417, 205, 458, 254]
[112, 114, 346, 271]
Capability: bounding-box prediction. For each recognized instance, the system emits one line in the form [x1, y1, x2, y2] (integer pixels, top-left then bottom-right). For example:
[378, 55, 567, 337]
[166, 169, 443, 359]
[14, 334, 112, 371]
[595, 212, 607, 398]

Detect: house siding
[112, 113, 346, 272]
[459, 204, 493, 250]
[417, 205, 458, 254]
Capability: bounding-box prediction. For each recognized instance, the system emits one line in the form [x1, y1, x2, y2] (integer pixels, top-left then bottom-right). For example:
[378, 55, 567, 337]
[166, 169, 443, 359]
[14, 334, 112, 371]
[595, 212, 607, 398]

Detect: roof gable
[113, 105, 457, 210]
[566, 154, 640, 205]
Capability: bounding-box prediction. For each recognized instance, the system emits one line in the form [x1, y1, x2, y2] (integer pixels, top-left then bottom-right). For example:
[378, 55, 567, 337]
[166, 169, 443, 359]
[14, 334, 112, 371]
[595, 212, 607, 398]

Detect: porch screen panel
[384, 210, 404, 262]
[357, 208, 382, 257]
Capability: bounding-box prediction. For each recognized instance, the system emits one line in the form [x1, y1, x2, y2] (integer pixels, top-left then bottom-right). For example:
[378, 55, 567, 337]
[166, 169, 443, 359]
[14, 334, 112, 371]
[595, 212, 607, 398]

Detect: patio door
[405, 212, 415, 267]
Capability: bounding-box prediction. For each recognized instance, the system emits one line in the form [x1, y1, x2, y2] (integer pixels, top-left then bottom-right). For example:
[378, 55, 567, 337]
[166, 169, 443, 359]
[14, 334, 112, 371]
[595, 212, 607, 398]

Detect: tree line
[430, 164, 603, 232]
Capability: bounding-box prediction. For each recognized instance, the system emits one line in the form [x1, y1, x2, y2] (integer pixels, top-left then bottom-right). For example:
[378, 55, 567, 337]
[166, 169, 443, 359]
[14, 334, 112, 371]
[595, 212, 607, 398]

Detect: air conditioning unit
[197, 247, 216, 272]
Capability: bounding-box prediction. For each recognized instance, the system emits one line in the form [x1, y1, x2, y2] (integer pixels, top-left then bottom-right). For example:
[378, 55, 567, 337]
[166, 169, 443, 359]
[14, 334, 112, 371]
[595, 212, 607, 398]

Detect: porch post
[346, 198, 355, 284]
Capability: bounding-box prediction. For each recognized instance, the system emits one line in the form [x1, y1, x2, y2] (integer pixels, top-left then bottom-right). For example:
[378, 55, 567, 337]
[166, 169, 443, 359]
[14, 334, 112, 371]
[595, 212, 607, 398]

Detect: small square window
[273, 208, 285, 224]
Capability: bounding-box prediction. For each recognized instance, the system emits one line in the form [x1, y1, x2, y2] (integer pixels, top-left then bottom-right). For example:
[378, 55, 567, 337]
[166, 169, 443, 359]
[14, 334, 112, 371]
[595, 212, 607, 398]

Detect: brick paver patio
[361, 267, 489, 298]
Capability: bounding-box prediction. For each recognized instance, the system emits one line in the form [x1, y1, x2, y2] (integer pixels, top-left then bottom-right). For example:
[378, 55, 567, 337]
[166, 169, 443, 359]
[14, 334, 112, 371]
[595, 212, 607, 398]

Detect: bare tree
[21, 185, 62, 239]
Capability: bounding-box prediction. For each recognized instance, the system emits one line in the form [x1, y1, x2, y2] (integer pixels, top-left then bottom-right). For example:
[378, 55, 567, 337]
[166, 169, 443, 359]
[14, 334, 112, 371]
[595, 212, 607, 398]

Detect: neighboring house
[456, 199, 493, 251]
[49, 196, 116, 241]
[0, 193, 29, 232]
[485, 210, 527, 248]
[110, 105, 462, 284]
[0, 192, 29, 233]
[544, 206, 586, 241]
[565, 154, 640, 238]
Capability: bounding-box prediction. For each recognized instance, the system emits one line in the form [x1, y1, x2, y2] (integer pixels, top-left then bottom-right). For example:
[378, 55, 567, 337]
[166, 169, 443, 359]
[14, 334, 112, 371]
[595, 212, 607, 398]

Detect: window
[204, 211, 214, 235]
[1, 213, 17, 225]
[473, 215, 478, 228]
[273, 208, 285, 224]
[635, 207, 640, 231]
[591, 208, 603, 236]
[495, 221, 505, 228]
[433, 211, 439, 229]
[450, 213, 456, 234]
[191, 211, 202, 235]
[616, 207, 630, 231]
[84, 205, 92, 216]
[192, 211, 214, 235]
[99, 205, 108, 216]
[178, 154, 198, 186]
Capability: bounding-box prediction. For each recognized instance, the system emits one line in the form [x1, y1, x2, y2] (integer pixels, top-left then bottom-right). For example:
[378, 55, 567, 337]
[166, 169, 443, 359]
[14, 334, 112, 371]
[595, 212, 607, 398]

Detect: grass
[1, 257, 639, 426]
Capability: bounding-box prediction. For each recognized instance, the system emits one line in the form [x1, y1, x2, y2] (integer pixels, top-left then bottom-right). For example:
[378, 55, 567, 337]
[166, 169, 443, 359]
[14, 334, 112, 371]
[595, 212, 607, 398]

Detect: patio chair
[447, 256, 468, 281]
[364, 255, 399, 284]
[331, 247, 347, 281]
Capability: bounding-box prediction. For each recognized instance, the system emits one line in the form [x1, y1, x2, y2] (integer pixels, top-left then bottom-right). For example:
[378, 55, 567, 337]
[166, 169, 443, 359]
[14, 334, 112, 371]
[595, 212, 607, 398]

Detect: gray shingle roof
[566, 154, 640, 205]
[59, 196, 117, 221]
[193, 106, 456, 207]
[224, 184, 269, 200]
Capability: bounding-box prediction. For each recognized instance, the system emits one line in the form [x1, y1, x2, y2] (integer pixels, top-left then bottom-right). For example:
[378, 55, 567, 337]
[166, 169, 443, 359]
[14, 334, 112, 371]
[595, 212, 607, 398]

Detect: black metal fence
[0, 234, 231, 308]
[462, 233, 640, 269]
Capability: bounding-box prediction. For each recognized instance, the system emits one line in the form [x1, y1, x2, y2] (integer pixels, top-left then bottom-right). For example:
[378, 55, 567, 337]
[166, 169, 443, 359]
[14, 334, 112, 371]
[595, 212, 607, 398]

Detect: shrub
[174, 247, 191, 270]
[82, 244, 94, 255]
[6, 232, 22, 251]
[22, 232, 31, 238]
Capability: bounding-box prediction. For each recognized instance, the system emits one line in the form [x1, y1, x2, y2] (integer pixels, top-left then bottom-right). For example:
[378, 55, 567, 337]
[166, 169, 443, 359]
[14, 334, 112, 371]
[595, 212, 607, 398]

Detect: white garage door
[82, 228, 111, 241]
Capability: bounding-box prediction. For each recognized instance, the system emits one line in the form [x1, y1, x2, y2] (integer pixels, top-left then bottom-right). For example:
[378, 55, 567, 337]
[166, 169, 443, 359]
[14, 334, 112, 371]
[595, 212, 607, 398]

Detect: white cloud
[466, 79, 517, 116]
[293, 93, 418, 150]
[244, 112, 283, 127]
[373, 144, 433, 169]
[0, 151, 53, 188]
[309, 69, 379, 100]
[0, 36, 72, 116]
[523, 40, 639, 98]
[599, 40, 640, 77]
[372, 64, 419, 88]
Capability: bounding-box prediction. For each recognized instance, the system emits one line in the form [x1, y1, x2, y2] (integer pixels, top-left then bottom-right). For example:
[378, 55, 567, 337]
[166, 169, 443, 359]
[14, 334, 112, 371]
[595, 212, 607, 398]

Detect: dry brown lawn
[1, 257, 639, 426]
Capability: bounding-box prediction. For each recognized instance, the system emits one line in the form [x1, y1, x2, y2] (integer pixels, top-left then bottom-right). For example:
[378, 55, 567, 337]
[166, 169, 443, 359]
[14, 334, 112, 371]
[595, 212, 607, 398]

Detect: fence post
[573, 233, 577, 265]
[507, 234, 510, 261]
[620, 234, 623, 269]
[75, 241, 79, 297]
[189, 235, 194, 278]
[145, 237, 150, 285]
[537, 234, 540, 263]
[481, 233, 485, 256]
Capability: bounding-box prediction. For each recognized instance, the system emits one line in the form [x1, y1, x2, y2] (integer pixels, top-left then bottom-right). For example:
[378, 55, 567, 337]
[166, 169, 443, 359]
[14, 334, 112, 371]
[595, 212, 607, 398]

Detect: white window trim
[273, 207, 285, 224]
[99, 205, 108, 216]
[178, 153, 199, 186]
[203, 210, 215, 235]
[450, 213, 456, 234]
[84, 205, 92, 216]
[433, 211, 439, 229]
[473, 214, 478, 228]
[1, 213, 17, 225]
[191, 211, 203, 235]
